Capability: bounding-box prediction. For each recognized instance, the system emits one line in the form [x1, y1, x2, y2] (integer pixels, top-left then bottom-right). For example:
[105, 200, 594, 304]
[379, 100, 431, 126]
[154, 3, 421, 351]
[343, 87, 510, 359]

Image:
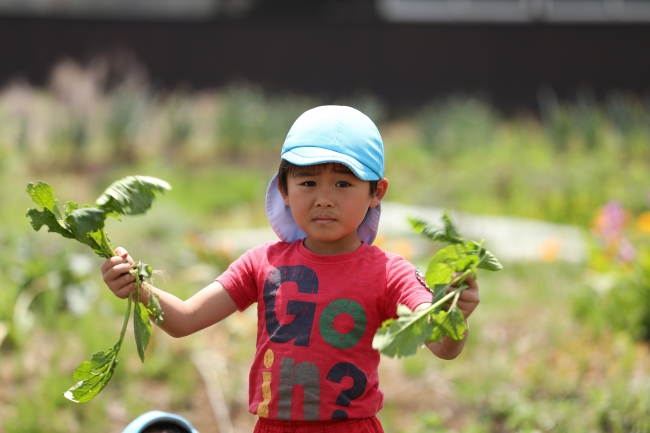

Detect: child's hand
[450, 272, 480, 321]
[101, 247, 136, 299]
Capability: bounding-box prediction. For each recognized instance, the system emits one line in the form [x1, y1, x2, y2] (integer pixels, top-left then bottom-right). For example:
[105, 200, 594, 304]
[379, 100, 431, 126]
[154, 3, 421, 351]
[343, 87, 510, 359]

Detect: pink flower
[592, 200, 627, 243]
[618, 238, 636, 263]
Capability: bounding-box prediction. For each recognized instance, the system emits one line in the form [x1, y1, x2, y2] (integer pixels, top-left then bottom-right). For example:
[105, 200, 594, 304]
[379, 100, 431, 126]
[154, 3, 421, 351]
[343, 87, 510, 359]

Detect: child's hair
[277, 159, 379, 196]
[142, 422, 190, 433]
[122, 411, 196, 433]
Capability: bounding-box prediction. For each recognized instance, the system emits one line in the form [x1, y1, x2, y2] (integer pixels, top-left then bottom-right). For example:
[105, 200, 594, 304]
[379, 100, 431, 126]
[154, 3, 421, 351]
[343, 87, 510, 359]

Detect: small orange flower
[540, 238, 561, 262]
[392, 239, 414, 260]
[637, 211, 650, 234]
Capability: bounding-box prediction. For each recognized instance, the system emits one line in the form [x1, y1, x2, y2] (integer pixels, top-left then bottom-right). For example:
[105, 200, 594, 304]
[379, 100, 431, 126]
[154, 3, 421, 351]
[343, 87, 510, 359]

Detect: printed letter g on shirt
[263, 265, 319, 346]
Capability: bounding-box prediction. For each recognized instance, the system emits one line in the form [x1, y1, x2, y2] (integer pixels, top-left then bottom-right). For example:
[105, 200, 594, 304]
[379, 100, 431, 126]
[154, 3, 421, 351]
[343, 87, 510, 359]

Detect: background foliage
[1, 61, 650, 432]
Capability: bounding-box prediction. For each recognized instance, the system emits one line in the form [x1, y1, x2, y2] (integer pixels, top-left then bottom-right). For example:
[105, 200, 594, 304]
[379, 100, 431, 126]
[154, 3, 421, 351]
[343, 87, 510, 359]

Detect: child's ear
[370, 178, 389, 208]
[278, 180, 290, 206]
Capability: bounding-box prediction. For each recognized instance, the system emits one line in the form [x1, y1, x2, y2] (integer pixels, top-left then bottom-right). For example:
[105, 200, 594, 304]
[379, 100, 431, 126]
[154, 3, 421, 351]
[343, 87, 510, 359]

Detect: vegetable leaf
[132, 263, 153, 363]
[433, 307, 468, 341]
[26, 207, 74, 239]
[27, 181, 60, 215]
[147, 292, 164, 324]
[133, 299, 152, 362]
[409, 213, 463, 245]
[442, 212, 462, 243]
[66, 207, 107, 236]
[96, 176, 171, 216]
[64, 344, 119, 403]
[468, 241, 503, 271]
[425, 245, 461, 286]
[373, 307, 434, 358]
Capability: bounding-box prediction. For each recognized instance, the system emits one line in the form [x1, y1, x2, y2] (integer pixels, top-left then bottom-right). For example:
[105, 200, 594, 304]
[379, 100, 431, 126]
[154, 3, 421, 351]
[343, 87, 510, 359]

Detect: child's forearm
[140, 280, 238, 338]
[139, 283, 196, 338]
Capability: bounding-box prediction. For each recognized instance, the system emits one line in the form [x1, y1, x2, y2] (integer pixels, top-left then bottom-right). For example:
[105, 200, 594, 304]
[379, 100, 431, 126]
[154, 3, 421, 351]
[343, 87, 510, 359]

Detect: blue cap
[282, 105, 384, 180]
[122, 411, 199, 433]
[266, 105, 384, 245]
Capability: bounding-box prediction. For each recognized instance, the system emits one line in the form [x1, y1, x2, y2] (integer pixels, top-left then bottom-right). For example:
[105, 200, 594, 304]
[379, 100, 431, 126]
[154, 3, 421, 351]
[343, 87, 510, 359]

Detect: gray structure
[1, 0, 649, 111]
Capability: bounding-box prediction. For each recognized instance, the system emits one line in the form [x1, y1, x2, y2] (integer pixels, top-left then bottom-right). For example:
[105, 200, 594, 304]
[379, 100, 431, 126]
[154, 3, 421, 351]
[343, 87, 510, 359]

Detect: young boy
[102, 106, 479, 433]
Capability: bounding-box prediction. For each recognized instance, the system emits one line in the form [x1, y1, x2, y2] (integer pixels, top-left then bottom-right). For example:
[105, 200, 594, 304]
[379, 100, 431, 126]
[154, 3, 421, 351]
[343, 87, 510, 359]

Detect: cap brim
[282, 147, 381, 181]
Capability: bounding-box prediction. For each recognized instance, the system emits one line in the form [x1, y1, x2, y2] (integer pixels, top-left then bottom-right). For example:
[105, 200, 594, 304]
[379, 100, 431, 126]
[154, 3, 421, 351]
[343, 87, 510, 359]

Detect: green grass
[1, 83, 650, 432]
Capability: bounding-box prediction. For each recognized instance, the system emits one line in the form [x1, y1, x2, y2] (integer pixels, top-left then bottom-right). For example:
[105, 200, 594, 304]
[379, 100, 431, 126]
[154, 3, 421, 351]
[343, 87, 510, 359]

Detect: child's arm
[418, 273, 480, 360]
[101, 247, 238, 338]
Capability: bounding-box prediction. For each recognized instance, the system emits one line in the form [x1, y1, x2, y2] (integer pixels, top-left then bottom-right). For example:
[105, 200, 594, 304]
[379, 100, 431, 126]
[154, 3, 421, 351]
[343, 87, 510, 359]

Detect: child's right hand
[101, 247, 137, 299]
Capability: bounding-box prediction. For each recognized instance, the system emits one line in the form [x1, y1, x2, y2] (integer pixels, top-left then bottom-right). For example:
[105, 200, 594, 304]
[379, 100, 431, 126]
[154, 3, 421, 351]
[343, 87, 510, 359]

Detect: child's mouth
[314, 215, 335, 224]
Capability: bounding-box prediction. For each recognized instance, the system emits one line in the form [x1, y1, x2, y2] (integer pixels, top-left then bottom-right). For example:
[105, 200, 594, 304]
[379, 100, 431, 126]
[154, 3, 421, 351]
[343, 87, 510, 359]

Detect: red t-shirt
[216, 240, 432, 422]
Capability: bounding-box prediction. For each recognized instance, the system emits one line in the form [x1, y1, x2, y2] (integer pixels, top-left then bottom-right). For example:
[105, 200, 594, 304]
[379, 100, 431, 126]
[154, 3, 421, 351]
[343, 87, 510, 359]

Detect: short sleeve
[216, 245, 266, 312]
[383, 255, 433, 318]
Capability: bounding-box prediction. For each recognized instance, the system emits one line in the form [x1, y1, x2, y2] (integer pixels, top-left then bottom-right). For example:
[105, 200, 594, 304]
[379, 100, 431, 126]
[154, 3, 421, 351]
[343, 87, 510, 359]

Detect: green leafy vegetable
[64, 297, 132, 403]
[26, 176, 170, 402]
[372, 211, 503, 358]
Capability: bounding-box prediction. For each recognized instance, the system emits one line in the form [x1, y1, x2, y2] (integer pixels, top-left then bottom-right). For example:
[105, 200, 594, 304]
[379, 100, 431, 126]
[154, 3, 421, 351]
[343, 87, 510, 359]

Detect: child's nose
[315, 191, 334, 207]
[315, 199, 334, 207]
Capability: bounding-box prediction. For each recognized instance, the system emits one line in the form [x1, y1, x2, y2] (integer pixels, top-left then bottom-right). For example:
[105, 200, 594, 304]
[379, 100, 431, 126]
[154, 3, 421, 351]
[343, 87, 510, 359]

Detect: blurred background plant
[573, 198, 650, 343]
[417, 94, 499, 159]
[2, 56, 650, 432]
[163, 89, 194, 160]
[215, 82, 318, 159]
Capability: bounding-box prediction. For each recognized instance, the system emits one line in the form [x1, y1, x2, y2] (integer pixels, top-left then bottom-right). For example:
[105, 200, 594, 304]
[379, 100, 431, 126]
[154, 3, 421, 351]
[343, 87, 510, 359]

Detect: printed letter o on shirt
[319, 299, 367, 349]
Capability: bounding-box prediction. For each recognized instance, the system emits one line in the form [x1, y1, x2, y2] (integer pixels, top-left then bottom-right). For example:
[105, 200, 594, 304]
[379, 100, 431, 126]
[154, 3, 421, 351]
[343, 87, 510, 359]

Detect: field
[1, 66, 650, 432]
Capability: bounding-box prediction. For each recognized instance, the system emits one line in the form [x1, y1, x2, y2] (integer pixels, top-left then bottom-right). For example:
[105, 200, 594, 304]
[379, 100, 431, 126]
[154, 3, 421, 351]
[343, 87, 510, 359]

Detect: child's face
[279, 163, 387, 255]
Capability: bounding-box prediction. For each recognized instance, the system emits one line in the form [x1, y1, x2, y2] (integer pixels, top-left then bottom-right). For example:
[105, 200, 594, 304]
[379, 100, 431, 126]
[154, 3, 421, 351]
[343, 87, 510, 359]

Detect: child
[102, 105, 479, 433]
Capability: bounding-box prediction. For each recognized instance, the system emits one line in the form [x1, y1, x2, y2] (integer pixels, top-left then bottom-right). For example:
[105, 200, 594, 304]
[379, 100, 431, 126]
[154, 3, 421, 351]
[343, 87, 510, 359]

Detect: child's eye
[301, 181, 317, 187]
[336, 181, 351, 188]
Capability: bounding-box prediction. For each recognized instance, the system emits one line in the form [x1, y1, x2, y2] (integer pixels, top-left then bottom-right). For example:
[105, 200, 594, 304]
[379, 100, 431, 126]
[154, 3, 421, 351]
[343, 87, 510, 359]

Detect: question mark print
[326, 362, 367, 419]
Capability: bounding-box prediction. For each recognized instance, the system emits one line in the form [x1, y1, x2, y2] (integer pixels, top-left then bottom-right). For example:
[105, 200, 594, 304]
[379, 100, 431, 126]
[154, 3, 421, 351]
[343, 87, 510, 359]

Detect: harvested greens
[26, 176, 170, 402]
[373, 212, 503, 358]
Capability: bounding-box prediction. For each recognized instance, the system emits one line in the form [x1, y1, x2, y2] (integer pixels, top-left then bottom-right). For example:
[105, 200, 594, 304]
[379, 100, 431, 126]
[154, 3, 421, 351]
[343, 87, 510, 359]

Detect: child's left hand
[450, 273, 480, 320]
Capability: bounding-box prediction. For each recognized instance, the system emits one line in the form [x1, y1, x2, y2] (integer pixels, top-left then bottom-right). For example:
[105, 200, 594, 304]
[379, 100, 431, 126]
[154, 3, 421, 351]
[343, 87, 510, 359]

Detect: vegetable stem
[99, 228, 116, 258]
[118, 296, 132, 353]
[430, 288, 460, 312]
[104, 296, 132, 392]
[106, 297, 132, 390]
[449, 269, 473, 292]
[450, 287, 462, 311]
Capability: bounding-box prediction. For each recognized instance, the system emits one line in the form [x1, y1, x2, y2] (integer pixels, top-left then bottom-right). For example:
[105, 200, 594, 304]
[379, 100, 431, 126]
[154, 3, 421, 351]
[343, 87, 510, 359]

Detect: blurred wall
[1, 15, 650, 112]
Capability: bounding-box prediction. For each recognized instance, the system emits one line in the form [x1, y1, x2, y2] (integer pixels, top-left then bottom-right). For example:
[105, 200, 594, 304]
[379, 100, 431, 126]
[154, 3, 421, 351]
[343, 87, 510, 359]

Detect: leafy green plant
[373, 212, 503, 358]
[417, 96, 498, 158]
[25, 175, 170, 402]
[165, 92, 194, 150]
[105, 87, 148, 163]
[216, 83, 267, 157]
